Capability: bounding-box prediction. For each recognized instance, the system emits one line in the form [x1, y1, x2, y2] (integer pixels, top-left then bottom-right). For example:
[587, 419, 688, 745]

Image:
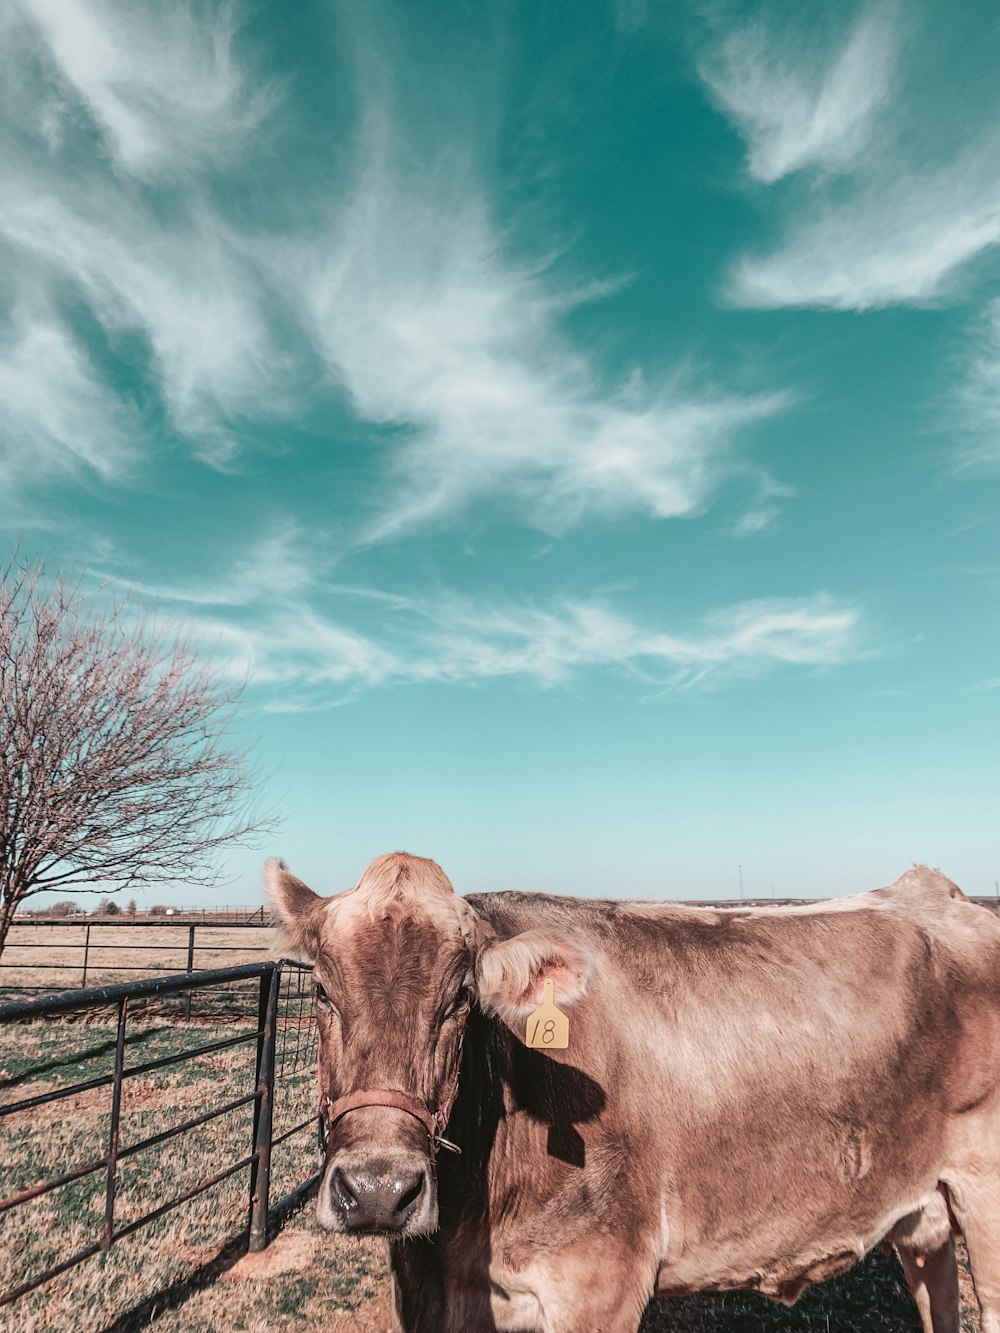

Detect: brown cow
[267, 854, 1000, 1333]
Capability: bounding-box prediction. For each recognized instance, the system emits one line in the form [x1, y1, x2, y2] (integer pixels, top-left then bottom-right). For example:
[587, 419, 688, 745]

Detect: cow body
[268, 857, 1000, 1333]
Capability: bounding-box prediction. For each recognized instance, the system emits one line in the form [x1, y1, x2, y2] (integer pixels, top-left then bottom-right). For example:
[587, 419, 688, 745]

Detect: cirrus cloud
[699, 2, 898, 184]
[122, 531, 874, 710]
[291, 121, 792, 541]
[14, 0, 274, 177]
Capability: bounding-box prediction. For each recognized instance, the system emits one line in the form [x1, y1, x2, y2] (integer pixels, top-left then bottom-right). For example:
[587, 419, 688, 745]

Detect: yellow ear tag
[525, 978, 569, 1049]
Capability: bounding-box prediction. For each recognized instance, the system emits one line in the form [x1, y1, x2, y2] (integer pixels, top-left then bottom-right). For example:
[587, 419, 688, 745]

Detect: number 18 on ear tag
[525, 978, 569, 1049]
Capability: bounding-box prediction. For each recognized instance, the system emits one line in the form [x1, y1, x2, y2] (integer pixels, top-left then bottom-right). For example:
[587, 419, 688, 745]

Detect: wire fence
[0, 920, 275, 1014]
[0, 960, 321, 1319]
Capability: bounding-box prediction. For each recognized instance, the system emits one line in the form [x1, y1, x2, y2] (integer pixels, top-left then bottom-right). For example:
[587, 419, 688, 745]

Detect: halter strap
[322, 1020, 467, 1155]
[326, 1088, 437, 1135]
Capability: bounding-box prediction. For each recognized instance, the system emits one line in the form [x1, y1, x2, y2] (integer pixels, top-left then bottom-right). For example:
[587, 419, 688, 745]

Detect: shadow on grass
[97, 1184, 321, 1333]
[640, 1248, 922, 1332]
[0, 1026, 170, 1091]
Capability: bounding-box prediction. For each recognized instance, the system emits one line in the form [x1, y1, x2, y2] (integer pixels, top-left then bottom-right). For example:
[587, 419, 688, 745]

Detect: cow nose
[330, 1163, 429, 1232]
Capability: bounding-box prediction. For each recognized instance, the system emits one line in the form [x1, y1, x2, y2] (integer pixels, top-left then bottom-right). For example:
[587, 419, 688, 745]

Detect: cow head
[266, 852, 590, 1237]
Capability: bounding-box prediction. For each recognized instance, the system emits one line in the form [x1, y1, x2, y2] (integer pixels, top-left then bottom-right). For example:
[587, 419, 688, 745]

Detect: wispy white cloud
[0, 1, 292, 479]
[394, 590, 868, 693]
[15, 0, 273, 178]
[128, 526, 322, 609]
[127, 533, 872, 709]
[0, 299, 139, 490]
[0, 175, 295, 465]
[287, 120, 791, 540]
[728, 147, 1000, 311]
[703, 4, 1000, 313]
[700, 3, 897, 184]
[0, 0, 794, 539]
[730, 478, 794, 537]
[953, 298, 1000, 466]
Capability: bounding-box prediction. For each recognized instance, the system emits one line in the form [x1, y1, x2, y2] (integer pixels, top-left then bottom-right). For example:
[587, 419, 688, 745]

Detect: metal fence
[0, 960, 321, 1313]
[0, 918, 274, 1001]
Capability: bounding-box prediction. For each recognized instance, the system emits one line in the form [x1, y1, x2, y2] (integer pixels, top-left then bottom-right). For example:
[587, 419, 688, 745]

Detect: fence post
[81, 923, 91, 988]
[103, 996, 128, 1250]
[248, 965, 281, 1251]
[183, 924, 196, 1021]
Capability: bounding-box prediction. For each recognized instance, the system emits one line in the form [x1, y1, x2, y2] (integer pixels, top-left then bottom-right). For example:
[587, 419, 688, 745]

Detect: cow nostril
[395, 1171, 425, 1216]
[331, 1168, 358, 1212]
[330, 1164, 429, 1230]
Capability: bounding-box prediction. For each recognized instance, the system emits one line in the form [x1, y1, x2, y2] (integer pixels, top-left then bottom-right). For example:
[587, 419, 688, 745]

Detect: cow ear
[475, 930, 592, 1027]
[265, 858, 323, 962]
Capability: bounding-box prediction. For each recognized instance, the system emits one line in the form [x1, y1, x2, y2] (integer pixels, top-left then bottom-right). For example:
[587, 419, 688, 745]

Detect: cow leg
[546, 1296, 647, 1333]
[946, 1169, 1000, 1333]
[897, 1239, 959, 1333]
[533, 1249, 653, 1333]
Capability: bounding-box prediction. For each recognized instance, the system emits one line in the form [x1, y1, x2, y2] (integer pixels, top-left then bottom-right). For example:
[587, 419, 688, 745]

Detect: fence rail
[0, 960, 321, 1312]
[0, 919, 274, 1005]
[17, 906, 270, 923]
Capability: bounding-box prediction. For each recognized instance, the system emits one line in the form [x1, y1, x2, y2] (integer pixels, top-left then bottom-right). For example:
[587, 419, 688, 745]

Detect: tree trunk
[0, 875, 25, 963]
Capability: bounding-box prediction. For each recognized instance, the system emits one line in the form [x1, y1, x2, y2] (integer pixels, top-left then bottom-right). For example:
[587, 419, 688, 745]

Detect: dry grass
[0, 922, 273, 994]
[153, 1223, 392, 1333]
[0, 1007, 321, 1332]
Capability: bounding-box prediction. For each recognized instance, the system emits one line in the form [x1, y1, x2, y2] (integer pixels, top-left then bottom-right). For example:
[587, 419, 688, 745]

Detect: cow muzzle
[318, 1153, 436, 1235]
[316, 1089, 456, 1236]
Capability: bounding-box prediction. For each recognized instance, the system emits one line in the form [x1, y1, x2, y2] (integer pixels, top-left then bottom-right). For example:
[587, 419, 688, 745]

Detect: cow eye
[443, 988, 470, 1020]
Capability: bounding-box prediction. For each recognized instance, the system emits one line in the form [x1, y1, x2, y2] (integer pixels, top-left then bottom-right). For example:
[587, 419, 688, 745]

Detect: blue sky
[2, 0, 998, 904]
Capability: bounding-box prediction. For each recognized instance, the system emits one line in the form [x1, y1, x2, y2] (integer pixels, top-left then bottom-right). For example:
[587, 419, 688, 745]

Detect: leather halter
[322, 1021, 466, 1155]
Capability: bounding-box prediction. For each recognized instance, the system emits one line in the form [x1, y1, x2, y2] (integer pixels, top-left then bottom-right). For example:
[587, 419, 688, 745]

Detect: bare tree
[0, 554, 268, 958]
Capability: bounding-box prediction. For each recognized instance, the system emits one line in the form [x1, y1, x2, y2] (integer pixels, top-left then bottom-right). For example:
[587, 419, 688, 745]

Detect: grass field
[0, 1000, 324, 1333]
[0, 922, 273, 994]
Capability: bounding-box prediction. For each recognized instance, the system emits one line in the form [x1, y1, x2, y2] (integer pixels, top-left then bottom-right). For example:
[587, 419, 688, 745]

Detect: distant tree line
[35, 898, 156, 918]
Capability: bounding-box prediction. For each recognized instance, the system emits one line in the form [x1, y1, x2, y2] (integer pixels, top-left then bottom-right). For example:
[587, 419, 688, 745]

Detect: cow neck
[323, 1018, 467, 1155]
